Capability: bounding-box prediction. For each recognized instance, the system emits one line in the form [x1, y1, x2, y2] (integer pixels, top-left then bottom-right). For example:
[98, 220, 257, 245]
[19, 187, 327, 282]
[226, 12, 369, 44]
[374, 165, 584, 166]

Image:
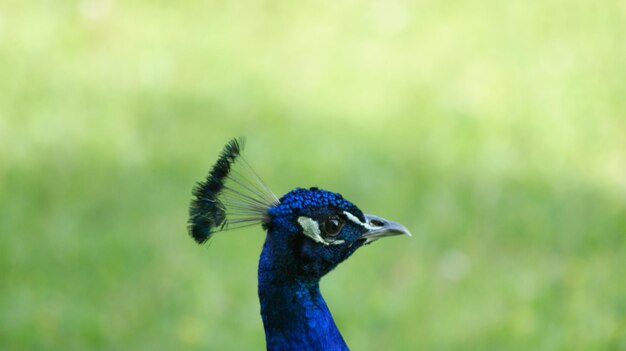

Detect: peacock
[188, 138, 411, 351]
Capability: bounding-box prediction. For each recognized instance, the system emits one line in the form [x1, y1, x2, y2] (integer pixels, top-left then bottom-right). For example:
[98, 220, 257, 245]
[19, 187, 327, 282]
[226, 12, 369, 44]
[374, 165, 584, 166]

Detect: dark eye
[323, 216, 344, 237]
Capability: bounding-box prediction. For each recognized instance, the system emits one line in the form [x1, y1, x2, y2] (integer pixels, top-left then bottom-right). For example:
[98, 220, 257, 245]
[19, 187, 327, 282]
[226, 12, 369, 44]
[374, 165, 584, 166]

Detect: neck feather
[258, 238, 349, 351]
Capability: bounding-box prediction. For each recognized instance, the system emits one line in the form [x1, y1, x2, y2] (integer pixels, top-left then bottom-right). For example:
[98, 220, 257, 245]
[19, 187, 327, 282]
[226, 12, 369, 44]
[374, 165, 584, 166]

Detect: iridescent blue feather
[188, 137, 410, 351]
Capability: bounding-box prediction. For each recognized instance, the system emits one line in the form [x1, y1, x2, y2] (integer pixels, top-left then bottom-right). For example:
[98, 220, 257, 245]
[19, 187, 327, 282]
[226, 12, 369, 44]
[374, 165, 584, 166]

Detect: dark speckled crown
[268, 187, 364, 221]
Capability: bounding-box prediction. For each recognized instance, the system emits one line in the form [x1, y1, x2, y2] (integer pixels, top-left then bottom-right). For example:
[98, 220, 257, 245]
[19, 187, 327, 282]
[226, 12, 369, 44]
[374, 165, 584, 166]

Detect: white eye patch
[343, 211, 381, 230]
[297, 216, 345, 246]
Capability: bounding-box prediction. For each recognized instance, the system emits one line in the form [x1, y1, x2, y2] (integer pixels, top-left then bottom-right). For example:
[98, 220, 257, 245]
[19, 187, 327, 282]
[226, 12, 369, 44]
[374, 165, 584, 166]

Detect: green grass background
[1, 0, 625, 350]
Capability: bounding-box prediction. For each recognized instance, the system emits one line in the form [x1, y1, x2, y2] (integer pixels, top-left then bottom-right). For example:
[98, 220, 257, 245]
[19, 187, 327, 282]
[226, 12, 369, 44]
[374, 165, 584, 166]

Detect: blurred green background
[1, 0, 625, 350]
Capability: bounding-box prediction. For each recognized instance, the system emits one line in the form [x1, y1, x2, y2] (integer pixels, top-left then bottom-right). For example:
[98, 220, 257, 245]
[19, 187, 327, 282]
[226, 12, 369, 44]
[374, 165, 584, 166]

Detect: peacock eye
[322, 216, 344, 237]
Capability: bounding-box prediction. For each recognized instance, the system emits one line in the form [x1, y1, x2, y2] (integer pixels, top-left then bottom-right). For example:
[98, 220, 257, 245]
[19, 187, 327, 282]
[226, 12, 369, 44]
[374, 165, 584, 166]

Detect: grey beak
[360, 214, 412, 244]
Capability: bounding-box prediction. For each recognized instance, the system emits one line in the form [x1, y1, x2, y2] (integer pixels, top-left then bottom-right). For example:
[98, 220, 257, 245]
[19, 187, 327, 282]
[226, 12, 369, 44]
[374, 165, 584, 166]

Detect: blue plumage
[268, 187, 362, 220]
[189, 138, 411, 350]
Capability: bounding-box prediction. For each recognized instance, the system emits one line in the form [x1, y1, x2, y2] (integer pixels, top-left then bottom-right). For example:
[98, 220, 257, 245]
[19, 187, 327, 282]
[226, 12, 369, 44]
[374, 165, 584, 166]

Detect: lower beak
[360, 214, 412, 244]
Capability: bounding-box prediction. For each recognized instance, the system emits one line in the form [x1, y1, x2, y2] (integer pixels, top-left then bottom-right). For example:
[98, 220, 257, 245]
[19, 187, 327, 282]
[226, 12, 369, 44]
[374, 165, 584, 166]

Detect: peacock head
[262, 187, 410, 278]
[189, 138, 410, 280]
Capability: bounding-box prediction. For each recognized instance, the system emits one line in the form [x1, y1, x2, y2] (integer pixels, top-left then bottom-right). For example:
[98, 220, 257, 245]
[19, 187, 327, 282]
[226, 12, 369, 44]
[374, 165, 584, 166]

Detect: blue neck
[258, 237, 349, 351]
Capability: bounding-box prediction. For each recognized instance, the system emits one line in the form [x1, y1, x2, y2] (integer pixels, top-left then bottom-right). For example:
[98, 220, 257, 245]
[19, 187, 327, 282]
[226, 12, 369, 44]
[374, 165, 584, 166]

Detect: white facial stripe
[297, 216, 345, 246]
[297, 216, 324, 244]
[343, 211, 380, 230]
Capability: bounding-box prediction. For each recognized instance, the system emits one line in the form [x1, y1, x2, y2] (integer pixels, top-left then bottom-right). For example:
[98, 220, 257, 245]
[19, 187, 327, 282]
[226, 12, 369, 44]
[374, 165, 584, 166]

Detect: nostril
[369, 219, 384, 227]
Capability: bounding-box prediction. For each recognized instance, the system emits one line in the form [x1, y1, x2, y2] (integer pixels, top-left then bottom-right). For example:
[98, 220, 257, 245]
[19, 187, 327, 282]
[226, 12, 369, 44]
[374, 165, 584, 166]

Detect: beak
[360, 214, 412, 244]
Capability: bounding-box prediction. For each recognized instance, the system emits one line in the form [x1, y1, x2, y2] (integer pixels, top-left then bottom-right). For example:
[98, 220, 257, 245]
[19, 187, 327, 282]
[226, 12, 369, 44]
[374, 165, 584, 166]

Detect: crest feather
[188, 137, 279, 244]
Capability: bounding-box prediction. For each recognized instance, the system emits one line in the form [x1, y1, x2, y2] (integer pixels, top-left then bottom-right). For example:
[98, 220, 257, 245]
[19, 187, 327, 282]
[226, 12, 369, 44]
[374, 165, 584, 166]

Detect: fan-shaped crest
[188, 137, 279, 244]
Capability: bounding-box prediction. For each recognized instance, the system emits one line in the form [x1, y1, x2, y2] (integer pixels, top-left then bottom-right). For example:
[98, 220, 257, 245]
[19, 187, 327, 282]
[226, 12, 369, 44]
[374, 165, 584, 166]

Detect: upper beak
[360, 214, 412, 244]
